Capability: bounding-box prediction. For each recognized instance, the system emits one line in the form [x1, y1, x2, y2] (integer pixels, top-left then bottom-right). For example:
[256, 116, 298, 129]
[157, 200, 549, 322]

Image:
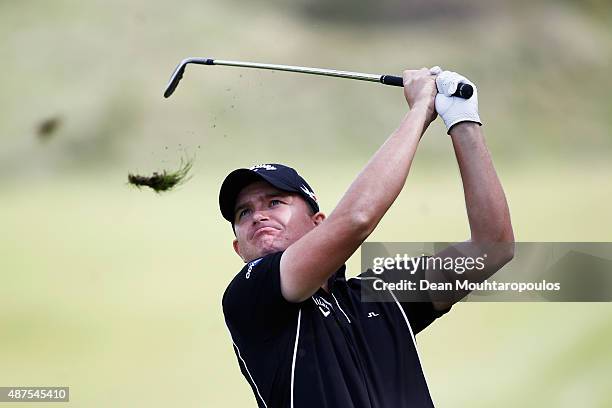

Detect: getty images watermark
[360, 243, 612, 302]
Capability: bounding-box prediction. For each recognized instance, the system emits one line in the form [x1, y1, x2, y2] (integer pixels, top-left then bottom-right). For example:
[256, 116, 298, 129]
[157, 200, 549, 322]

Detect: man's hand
[403, 68, 437, 127]
[434, 70, 482, 133]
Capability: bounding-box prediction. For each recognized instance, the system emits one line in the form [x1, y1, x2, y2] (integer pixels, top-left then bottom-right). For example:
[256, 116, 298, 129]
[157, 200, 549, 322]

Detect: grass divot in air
[128, 156, 194, 193]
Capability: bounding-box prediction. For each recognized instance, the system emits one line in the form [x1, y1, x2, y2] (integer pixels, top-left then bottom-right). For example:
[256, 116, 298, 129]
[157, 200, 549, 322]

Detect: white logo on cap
[300, 185, 317, 202]
[250, 164, 277, 172]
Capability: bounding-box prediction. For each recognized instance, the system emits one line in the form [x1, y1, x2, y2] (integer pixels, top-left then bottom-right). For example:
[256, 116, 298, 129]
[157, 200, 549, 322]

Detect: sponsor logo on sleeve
[245, 258, 263, 279]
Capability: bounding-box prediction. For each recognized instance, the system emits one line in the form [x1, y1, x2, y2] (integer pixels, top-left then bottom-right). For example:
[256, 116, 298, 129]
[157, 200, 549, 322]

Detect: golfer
[219, 68, 514, 407]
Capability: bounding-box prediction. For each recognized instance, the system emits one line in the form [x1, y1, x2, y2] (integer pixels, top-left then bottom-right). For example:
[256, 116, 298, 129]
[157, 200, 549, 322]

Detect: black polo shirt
[222, 251, 451, 408]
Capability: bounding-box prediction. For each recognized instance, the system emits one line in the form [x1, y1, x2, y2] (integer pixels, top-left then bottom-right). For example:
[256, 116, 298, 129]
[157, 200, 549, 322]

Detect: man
[219, 68, 514, 407]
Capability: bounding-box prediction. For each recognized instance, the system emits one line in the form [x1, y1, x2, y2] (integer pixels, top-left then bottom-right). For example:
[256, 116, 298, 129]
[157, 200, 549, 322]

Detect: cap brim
[219, 169, 301, 222]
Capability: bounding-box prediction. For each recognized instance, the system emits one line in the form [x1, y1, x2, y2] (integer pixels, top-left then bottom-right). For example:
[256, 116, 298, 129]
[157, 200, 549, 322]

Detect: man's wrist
[408, 102, 435, 127]
[404, 105, 433, 138]
[410, 101, 433, 116]
[449, 121, 481, 136]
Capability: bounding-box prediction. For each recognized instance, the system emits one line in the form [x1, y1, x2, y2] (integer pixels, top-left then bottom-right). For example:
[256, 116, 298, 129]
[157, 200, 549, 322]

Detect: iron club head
[164, 58, 214, 98]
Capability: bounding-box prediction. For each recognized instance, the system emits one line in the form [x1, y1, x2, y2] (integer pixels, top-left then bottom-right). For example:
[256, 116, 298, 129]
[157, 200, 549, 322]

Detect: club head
[163, 58, 214, 98]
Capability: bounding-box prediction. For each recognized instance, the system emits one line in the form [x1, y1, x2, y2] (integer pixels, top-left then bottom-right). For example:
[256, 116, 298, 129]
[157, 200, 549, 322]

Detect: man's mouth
[252, 226, 278, 239]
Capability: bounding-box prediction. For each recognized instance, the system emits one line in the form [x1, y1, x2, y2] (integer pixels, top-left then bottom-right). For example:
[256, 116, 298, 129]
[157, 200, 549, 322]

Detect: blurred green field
[1, 0, 612, 407]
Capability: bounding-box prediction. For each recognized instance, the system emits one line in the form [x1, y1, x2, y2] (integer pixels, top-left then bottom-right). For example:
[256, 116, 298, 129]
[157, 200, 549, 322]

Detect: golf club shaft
[163, 57, 473, 99]
[213, 59, 385, 83]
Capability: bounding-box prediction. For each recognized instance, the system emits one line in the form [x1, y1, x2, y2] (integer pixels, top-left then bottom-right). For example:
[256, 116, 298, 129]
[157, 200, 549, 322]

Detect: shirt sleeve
[357, 257, 451, 335]
[222, 251, 300, 338]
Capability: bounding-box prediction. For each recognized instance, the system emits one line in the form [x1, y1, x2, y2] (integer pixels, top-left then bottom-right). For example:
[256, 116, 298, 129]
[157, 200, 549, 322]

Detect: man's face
[232, 181, 324, 262]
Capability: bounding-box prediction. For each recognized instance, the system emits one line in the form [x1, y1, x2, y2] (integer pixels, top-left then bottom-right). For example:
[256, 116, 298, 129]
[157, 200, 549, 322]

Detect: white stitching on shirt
[290, 309, 302, 408]
[331, 293, 351, 324]
[227, 335, 268, 408]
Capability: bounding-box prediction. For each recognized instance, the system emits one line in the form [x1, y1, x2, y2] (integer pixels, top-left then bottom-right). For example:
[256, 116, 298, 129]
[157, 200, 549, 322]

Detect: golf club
[163, 57, 473, 99]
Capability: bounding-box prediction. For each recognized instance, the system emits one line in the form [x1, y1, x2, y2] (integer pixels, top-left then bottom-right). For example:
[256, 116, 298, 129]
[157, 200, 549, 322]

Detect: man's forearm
[280, 105, 431, 301]
[425, 122, 514, 309]
[279, 69, 437, 303]
[330, 104, 430, 235]
[450, 123, 514, 243]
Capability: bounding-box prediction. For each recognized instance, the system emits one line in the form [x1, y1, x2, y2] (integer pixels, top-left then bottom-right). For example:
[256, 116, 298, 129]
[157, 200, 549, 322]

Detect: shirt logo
[250, 164, 277, 172]
[312, 296, 332, 318]
[245, 258, 262, 279]
[367, 312, 380, 318]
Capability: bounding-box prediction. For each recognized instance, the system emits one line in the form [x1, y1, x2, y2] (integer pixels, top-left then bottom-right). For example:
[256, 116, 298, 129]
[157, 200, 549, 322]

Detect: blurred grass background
[1, 0, 611, 406]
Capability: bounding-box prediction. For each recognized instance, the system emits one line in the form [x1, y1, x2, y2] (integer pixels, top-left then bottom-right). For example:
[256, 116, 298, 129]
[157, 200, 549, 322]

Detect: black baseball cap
[219, 163, 319, 223]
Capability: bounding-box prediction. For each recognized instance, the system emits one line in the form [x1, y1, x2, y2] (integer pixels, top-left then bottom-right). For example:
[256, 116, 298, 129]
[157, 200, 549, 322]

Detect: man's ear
[232, 239, 245, 262]
[312, 212, 326, 226]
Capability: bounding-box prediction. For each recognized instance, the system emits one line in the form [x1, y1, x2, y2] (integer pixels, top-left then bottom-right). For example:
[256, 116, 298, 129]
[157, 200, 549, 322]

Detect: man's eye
[238, 208, 251, 219]
[270, 199, 281, 207]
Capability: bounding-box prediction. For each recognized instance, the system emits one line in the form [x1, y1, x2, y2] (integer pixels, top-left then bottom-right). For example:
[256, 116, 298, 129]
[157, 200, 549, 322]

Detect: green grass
[1, 159, 611, 406]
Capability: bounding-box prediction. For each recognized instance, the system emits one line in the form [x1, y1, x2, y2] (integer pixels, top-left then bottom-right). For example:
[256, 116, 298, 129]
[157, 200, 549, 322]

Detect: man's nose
[252, 210, 270, 223]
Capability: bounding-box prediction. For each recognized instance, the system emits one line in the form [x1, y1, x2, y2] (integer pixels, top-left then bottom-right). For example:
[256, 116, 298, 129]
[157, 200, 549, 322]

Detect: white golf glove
[430, 67, 482, 133]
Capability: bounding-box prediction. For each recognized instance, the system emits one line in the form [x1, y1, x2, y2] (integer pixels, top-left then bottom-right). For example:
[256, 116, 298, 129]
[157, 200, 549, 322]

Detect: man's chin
[253, 239, 287, 259]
